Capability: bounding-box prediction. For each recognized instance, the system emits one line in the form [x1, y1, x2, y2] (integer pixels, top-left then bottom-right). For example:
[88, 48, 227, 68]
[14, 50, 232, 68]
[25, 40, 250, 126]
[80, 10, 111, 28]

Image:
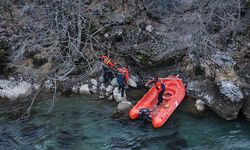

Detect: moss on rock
[136, 50, 153, 67]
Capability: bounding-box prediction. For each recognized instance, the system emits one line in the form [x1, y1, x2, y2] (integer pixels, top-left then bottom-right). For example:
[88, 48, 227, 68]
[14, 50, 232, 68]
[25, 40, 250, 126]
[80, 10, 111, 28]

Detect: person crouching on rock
[145, 75, 166, 107]
[117, 66, 129, 97]
[99, 54, 116, 83]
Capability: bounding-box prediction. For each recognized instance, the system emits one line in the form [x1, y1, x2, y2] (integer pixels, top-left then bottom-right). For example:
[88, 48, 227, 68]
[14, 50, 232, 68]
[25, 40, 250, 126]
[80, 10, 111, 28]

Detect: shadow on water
[107, 127, 188, 150]
[109, 109, 188, 150]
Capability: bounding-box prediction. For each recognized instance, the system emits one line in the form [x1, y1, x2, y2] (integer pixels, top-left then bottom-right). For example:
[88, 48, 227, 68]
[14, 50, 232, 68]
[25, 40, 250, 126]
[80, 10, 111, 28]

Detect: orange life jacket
[100, 55, 115, 68]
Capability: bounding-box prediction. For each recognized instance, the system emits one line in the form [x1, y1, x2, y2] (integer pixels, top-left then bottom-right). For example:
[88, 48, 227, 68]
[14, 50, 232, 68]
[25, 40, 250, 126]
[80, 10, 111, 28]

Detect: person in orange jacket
[99, 55, 115, 68]
[99, 55, 116, 82]
[117, 65, 129, 84]
[145, 75, 166, 106]
[117, 65, 129, 97]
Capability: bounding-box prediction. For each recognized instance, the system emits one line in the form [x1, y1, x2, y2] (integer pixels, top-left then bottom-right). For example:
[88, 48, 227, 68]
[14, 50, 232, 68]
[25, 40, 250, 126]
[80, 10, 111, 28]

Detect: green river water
[0, 94, 250, 150]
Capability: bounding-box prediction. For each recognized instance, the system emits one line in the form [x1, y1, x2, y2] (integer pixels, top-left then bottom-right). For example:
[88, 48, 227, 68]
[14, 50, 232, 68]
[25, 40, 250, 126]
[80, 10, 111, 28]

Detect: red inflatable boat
[129, 76, 186, 128]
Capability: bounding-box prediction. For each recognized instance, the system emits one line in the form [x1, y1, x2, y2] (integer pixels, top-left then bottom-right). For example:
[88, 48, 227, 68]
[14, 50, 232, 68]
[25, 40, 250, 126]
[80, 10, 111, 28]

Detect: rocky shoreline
[0, 62, 249, 121]
[0, 70, 139, 114]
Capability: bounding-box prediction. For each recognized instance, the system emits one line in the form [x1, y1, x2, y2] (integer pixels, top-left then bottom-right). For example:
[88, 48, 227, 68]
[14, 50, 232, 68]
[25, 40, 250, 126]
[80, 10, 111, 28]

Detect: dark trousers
[157, 91, 164, 106]
[118, 82, 125, 97]
[103, 66, 113, 82]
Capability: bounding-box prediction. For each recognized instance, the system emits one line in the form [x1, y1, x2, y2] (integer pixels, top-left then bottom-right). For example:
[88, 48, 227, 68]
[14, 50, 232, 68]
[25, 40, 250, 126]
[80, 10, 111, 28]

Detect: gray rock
[97, 83, 106, 97]
[217, 80, 243, 103]
[111, 78, 119, 86]
[108, 95, 113, 100]
[99, 90, 105, 97]
[72, 86, 79, 93]
[79, 84, 90, 95]
[128, 77, 137, 88]
[100, 83, 106, 91]
[99, 75, 104, 83]
[113, 87, 127, 102]
[104, 33, 109, 38]
[105, 85, 114, 97]
[130, 75, 139, 83]
[105, 92, 111, 97]
[211, 51, 236, 67]
[195, 99, 206, 112]
[145, 25, 153, 32]
[9, 77, 15, 80]
[106, 85, 114, 93]
[0, 80, 32, 101]
[99, 95, 105, 99]
[187, 80, 243, 120]
[90, 85, 98, 94]
[117, 101, 132, 112]
[90, 79, 98, 87]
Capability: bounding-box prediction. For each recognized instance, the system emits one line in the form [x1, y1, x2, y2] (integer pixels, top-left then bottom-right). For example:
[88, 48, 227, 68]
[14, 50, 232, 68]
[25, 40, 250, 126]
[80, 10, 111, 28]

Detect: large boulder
[187, 80, 243, 120]
[216, 80, 243, 103]
[117, 101, 132, 112]
[79, 84, 91, 95]
[113, 87, 127, 102]
[90, 79, 98, 87]
[111, 78, 118, 86]
[0, 80, 32, 101]
[128, 76, 137, 88]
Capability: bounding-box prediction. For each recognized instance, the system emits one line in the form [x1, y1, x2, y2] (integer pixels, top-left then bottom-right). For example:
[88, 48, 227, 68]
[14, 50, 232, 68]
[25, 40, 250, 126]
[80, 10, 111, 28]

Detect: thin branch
[48, 78, 57, 112]
[27, 84, 45, 119]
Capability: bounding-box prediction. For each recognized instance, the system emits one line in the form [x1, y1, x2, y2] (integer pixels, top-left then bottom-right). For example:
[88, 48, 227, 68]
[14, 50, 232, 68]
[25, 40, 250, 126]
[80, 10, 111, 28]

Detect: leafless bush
[3, 0, 249, 77]
[6, 0, 111, 81]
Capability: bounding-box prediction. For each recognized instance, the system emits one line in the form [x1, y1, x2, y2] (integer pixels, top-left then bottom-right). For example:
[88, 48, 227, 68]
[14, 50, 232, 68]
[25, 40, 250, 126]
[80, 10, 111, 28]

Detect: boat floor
[150, 92, 173, 117]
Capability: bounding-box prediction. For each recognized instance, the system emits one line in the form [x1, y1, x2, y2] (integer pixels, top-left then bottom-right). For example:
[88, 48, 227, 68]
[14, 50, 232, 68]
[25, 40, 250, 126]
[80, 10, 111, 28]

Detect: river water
[0, 93, 250, 150]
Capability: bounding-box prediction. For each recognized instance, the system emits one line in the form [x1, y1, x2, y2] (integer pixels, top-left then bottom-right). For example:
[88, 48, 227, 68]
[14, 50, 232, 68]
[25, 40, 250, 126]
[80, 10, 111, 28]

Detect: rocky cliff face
[0, 0, 249, 120]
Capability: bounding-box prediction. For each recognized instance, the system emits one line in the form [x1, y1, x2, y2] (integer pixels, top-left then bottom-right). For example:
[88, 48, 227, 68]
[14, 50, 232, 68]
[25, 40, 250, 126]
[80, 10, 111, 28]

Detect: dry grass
[215, 67, 241, 85]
